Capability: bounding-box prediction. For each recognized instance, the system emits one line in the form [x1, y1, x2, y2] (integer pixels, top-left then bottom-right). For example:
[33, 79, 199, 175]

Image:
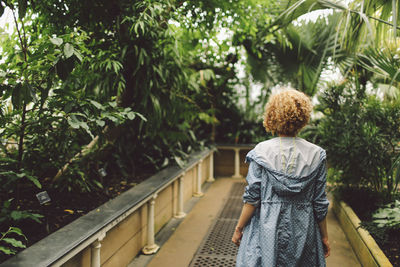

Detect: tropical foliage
[0, 227, 26, 256]
[373, 200, 400, 229]
[0, 0, 400, 262]
[315, 79, 400, 195]
[0, 0, 283, 258]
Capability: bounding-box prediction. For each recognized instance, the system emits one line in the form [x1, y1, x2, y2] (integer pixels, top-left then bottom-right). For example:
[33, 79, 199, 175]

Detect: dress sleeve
[243, 160, 262, 207]
[312, 157, 330, 222]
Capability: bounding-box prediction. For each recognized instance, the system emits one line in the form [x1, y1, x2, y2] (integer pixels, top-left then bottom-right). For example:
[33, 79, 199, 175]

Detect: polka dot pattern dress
[236, 137, 329, 267]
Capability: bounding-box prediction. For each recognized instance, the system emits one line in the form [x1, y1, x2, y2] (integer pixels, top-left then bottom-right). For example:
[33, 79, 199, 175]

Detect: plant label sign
[36, 191, 51, 205]
[98, 168, 107, 177]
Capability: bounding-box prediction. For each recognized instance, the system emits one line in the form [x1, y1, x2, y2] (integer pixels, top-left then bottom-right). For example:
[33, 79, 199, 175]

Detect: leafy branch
[0, 227, 27, 256]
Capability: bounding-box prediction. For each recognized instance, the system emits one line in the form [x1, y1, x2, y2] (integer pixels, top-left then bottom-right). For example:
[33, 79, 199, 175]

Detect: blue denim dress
[236, 137, 329, 267]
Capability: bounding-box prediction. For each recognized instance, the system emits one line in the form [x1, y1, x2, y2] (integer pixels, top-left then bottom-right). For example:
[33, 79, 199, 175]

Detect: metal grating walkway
[189, 182, 246, 267]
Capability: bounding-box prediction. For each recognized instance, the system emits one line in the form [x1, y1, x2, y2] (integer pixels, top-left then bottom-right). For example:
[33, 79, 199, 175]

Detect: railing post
[206, 152, 215, 182]
[142, 194, 160, 255]
[193, 159, 204, 197]
[174, 173, 186, 218]
[91, 233, 105, 267]
[232, 148, 243, 178]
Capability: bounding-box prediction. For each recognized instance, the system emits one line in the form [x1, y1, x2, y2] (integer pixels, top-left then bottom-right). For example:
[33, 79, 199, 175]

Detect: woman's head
[263, 89, 312, 136]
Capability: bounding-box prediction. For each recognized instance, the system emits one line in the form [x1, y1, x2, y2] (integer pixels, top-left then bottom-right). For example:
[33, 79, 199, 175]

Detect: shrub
[315, 80, 400, 195]
[372, 200, 400, 229]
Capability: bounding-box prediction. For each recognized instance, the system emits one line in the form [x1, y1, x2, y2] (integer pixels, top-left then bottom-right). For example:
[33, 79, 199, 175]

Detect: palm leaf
[279, 0, 400, 52]
[273, 0, 335, 26]
[358, 47, 400, 82]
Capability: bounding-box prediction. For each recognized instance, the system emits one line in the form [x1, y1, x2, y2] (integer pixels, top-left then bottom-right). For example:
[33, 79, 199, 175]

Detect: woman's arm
[313, 155, 330, 258]
[232, 161, 261, 246]
[318, 217, 330, 257]
[231, 203, 256, 246]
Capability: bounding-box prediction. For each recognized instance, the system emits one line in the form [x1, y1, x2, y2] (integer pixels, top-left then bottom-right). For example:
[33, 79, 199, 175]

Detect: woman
[232, 89, 330, 267]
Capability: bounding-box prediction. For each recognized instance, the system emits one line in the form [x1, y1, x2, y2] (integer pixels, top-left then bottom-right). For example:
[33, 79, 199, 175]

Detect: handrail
[216, 144, 255, 178]
[2, 147, 215, 267]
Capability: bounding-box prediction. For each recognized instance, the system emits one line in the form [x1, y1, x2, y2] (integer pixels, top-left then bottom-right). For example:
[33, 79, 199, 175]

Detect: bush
[372, 200, 400, 229]
[315, 80, 400, 195]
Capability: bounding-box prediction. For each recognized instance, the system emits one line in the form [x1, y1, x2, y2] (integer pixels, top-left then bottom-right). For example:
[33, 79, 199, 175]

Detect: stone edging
[332, 197, 393, 267]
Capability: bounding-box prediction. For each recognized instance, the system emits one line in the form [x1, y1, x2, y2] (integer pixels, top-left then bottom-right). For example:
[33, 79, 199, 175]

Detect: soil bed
[335, 187, 400, 266]
[0, 171, 154, 264]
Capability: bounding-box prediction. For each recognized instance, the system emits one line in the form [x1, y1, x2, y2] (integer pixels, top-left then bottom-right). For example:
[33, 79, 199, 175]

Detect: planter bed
[332, 197, 395, 267]
[0, 170, 153, 263]
[1, 148, 214, 266]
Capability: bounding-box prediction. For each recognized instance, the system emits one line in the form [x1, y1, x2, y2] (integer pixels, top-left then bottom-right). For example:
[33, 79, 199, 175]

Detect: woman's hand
[322, 238, 330, 258]
[318, 218, 330, 258]
[232, 227, 243, 247]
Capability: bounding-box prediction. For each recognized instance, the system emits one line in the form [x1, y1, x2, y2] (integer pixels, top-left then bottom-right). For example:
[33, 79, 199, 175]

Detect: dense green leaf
[372, 200, 400, 229]
[9, 211, 44, 224]
[7, 227, 26, 238]
[174, 156, 185, 168]
[89, 100, 104, 110]
[63, 43, 74, 59]
[10, 211, 23, 221]
[92, 180, 103, 189]
[50, 37, 63, 46]
[0, 246, 15, 255]
[21, 83, 37, 104]
[126, 112, 136, 120]
[135, 113, 147, 122]
[25, 175, 42, 189]
[73, 50, 83, 62]
[55, 57, 75, 81]
[68, 115, 81, 129]
[2, 238, 26, 248]
[95, 119, 105, 127]
[11, 84, 22, 109]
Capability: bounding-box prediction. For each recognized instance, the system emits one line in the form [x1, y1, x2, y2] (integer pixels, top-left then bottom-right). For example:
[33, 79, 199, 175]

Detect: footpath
[135, 178, 361, 267]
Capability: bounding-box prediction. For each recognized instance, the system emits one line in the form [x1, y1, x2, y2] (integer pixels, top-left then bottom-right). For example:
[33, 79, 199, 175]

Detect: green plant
[334, 186, 390, 221]
[0, 199, 43, 225]
[0, 198, 43, 254]
[388, 154, 400, 194]
[315, 79, 400, 195]
[326, 168, 343, 184]
[372, 200, 400, 229]
[0, 227, 27, 256]
[0, 157, 42, 196]
[48, 100, 145, 193]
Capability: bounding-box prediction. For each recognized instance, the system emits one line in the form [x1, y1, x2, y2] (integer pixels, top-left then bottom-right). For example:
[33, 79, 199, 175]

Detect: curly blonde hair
[263, 89, 312, 136]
